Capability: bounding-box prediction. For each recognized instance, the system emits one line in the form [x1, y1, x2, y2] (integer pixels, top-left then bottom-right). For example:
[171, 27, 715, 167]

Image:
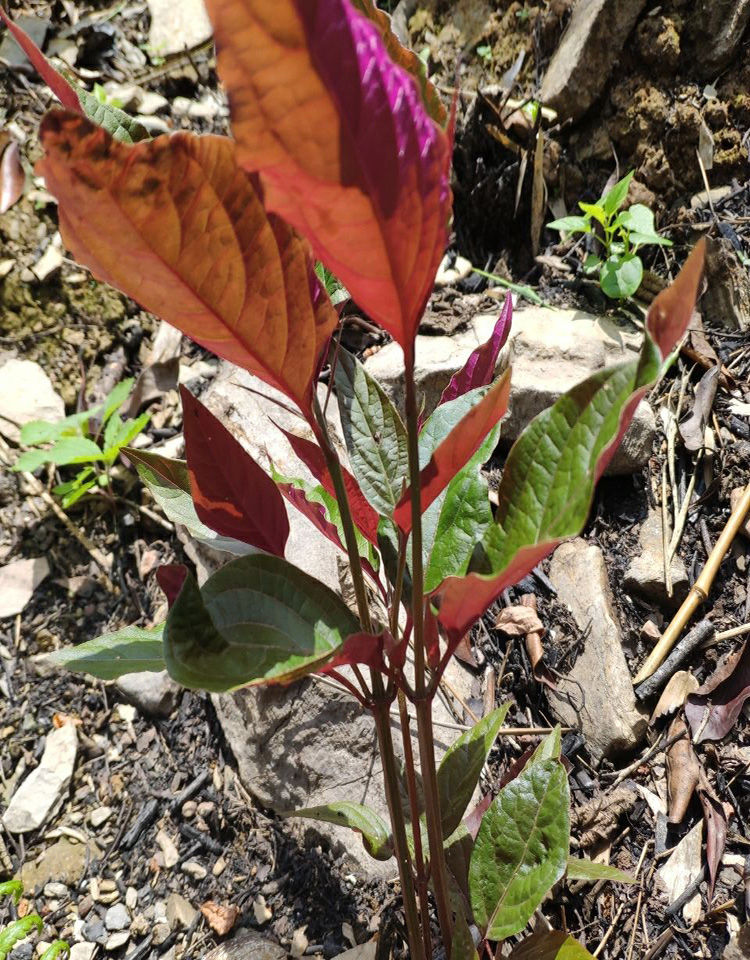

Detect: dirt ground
[1, 2, 749, 959]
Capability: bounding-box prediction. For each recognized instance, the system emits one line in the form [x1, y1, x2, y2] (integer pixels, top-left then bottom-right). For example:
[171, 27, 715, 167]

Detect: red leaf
[37, 112, 337, 415]
[276, 425, 380, 545]
[697, 768, 731, 903]
[0, 9, 82, 113]
[181, 386, 290, 557]
[438, 294, 512, 406]
[0, 141, 25, 214]
[318, 629, 396, 676]
[393, 369, 511, 533]
[156, 564, 188, 607]
[205, 0, 452, 351]
[685, 639, 750, 743]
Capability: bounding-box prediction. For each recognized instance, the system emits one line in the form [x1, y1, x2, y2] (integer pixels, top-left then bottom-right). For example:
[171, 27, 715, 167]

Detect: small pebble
[130, 915, 150, 937]
[84, 920, 107, 946]
[196, 801, 215, 818]
[90, 807, 113, 828]
[181, 800, 197, 819]
[152, 922, 171, 945]
[105, 931, 130, 952]
[212, 856, 226, 877]
[105, 903, 130, 931]
[69, 944, 97, 960]
[125, 887, 138, 910]
[43, 882, 69, 898]
[181, 860, 207, 880]
[77, 896, 93, 919]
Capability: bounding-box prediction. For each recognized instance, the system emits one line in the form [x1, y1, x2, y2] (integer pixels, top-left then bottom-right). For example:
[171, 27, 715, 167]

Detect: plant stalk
[371, 691, 427, 960]
[403, 351, 454, 954]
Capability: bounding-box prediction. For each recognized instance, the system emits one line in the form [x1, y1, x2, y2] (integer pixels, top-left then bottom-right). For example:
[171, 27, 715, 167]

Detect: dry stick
[606, 728, 687, 788]
[634, 619, 715, 701]
[593, 902, 625, 957]
[633, 482, 750, 683]
[667, 450, 702, 568]
[715, 622, 750, 642]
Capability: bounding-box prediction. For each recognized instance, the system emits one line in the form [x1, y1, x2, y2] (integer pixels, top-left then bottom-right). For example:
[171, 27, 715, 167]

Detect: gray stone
[547, 539, 647, 762]
[21, 837, 100, 891]
[165, 892, 197, 929]
[84, 920, 108, 946]
[104, 904, 130, 932]
[686, 0, 750, 75]
[623, 510, 689, 606]
[0, 359, 64, 443]
[69, 944, 97, 960]
[147, 0, 211, 56]
[203, 931, 286, 960]
[3, 723, 77, 833]
[104, 931, 130, 952]
[365, 307, 655, 475]
[540, 0, 647, 122]
[114, 671, 180, 718]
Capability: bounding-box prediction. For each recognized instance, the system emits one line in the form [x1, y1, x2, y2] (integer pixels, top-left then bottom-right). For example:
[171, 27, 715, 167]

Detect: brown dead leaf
[651, 671, 699, 724]
[731, 487, 750, 539]
[452, 632, 477, 667]
[122, 357, 180, 417]
[685, 640, 750, 743]
[571, 785, 637, 848]
[666, 716, 700, 823]
[679, 365, 720, 452]
[696, 768, 732, 903]
[200, 901, 239, 937]
[494, 604, 545, 636]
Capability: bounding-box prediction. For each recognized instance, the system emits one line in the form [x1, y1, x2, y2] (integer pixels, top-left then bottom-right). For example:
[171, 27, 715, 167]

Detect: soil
[1, 2, 749, 960]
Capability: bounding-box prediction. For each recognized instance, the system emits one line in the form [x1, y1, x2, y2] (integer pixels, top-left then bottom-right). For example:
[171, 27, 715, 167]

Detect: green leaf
[0, 880, 23, 903]
[39, 943, 70, 960]
[76, 87, 150, 143]
[103, 412, 123, 451]
[582, 253, 601, 274]
[566, 857, 636, 884]
[103, 412, 151, 461]
[578, 202, 606, 227]
[510, 931, 595, 960]
[600, 253, 643, 299]
[48, 625, 165, 678]
[19, 408, 96, 446]
[100, 377, 135, 424]
[601, 170, 634, 217]
[451, 901, 479, 960]
[45, 436, 104, 465]
[61, 479, 97, 508]
[438, 703, 512, 838]
[0, 916, 43, 960]
[14, 448, 54, 473]
[628, 231, 672, 248]
[125, 448, 253, 555]
[445, 822, 475, 910]
[288, 802, 392, 860]
[547, 215, 590, 234]
[334, 350, 408, 515]
[469, 759, 570, 940]
[617, 203, 654, 235]
[527, 726, 562, 765]
[164, 554, 362, 691]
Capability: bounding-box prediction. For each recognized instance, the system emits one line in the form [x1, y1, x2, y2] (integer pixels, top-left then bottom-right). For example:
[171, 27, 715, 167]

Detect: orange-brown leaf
[37, 111, 337, 414]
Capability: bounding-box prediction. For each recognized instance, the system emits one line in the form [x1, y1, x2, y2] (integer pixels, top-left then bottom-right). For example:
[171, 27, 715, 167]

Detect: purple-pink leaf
[438, 293, 513, 407]
[685, 639, 750, 743]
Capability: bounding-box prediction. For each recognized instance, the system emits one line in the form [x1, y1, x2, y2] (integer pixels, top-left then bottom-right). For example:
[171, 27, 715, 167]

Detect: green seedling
[548, 170, 673, 299]
[13, 378, 150, 507]
[0, 881, 69, 960]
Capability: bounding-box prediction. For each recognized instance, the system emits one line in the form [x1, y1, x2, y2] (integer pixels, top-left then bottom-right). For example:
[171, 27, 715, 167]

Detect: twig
[633, 483, 750, 682]
[665, 864, 707, 916]
[634, 620, 715, 700]
[715, 622, 750, 642]
[667, 450, 702, 567]
[605, 729, 686, 787]
[593, 902, 625, 957]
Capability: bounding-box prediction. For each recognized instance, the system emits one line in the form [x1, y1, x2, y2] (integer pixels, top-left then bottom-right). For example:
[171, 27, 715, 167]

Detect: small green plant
[548, 170, 673, 299]
[0, 880, 69, 960]
[314, 262, 349, 307]
[476, 44, 492, 63]
[92, 83, 124, 110]
[13, 378, 150, 507]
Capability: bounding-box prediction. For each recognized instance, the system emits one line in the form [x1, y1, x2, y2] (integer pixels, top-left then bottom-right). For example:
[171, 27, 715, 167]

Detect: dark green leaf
[76, 88, 150, 143]
[48, 625, 165, 678]
[566, 857, 636, 884]
[510, 931, 595, 960]
[288, 802, 392, 860]
[61, 478, 97, 507]
[601, 171, 634, 217]
[600, 253, 643, 299]
[164, 554, 361, 691]
[527, 726, 562, 765]
[451, 899, 479, 960]
[438, 703, 511, 838]
[469, 759, 569, 940]
[334, 349, 408, 515]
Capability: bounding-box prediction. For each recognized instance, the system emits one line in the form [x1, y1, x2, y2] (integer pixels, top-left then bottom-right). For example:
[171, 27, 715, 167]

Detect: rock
[623, 510, 689, 605]
[166, 892, 197, 929]
[547, 539, 647, 762]
[0, 358, 65, 443]
[147, 0, 212, 56]
[0, 557, 50, 619]
[181, 860, 207, 880]
[540, 0, 647, 122]
[125, 887, 138, 910]
[69, 944, 97, 960]
[43, 882, 69, 898]
[20, 838, 99, 892]
[3, 722, 77, 833]
[724, 924, 750, 960]
[365, 307, 654, 475]
[114, 671, 180, 717]
[701, 237, 750, 333]
[685, 0, 750, 75]
[203, 931, 286, 960]
[152, 923, 171, 946]
[83, 921, 108, 946]
[104, 904, 130, 931]
[90, 806, 113, 828]
[104, 931, 130, 951]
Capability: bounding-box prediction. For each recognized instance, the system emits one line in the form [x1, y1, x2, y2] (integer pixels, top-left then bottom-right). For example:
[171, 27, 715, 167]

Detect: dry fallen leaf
[657, 820, 703, 922]
[0, 557, 50, 618]
[571, 785, 637, 848]
[685, 640, 750, 743]
[0, 140, 24, 213]
[494, 604, 545, 636]
[697, 768, 732, 903]
[651, 670, 700, 723]
[666, 716, 700, 823]
[200, 901, 239, 937]
[679, 364, 720, 452]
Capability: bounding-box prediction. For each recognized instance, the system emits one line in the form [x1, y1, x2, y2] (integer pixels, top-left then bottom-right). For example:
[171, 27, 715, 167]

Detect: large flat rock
[364, 306, 656, 474]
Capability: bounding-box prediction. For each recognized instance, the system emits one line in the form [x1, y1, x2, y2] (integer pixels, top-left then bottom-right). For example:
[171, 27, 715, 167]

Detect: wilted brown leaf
[685, 640, 750, 743]
[679, 365, 720, 452]
[651, 670, 699, 724]
[696, 768, 732, 903]
[666, 716, 699, 823]
[571, 785, 637, 849]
